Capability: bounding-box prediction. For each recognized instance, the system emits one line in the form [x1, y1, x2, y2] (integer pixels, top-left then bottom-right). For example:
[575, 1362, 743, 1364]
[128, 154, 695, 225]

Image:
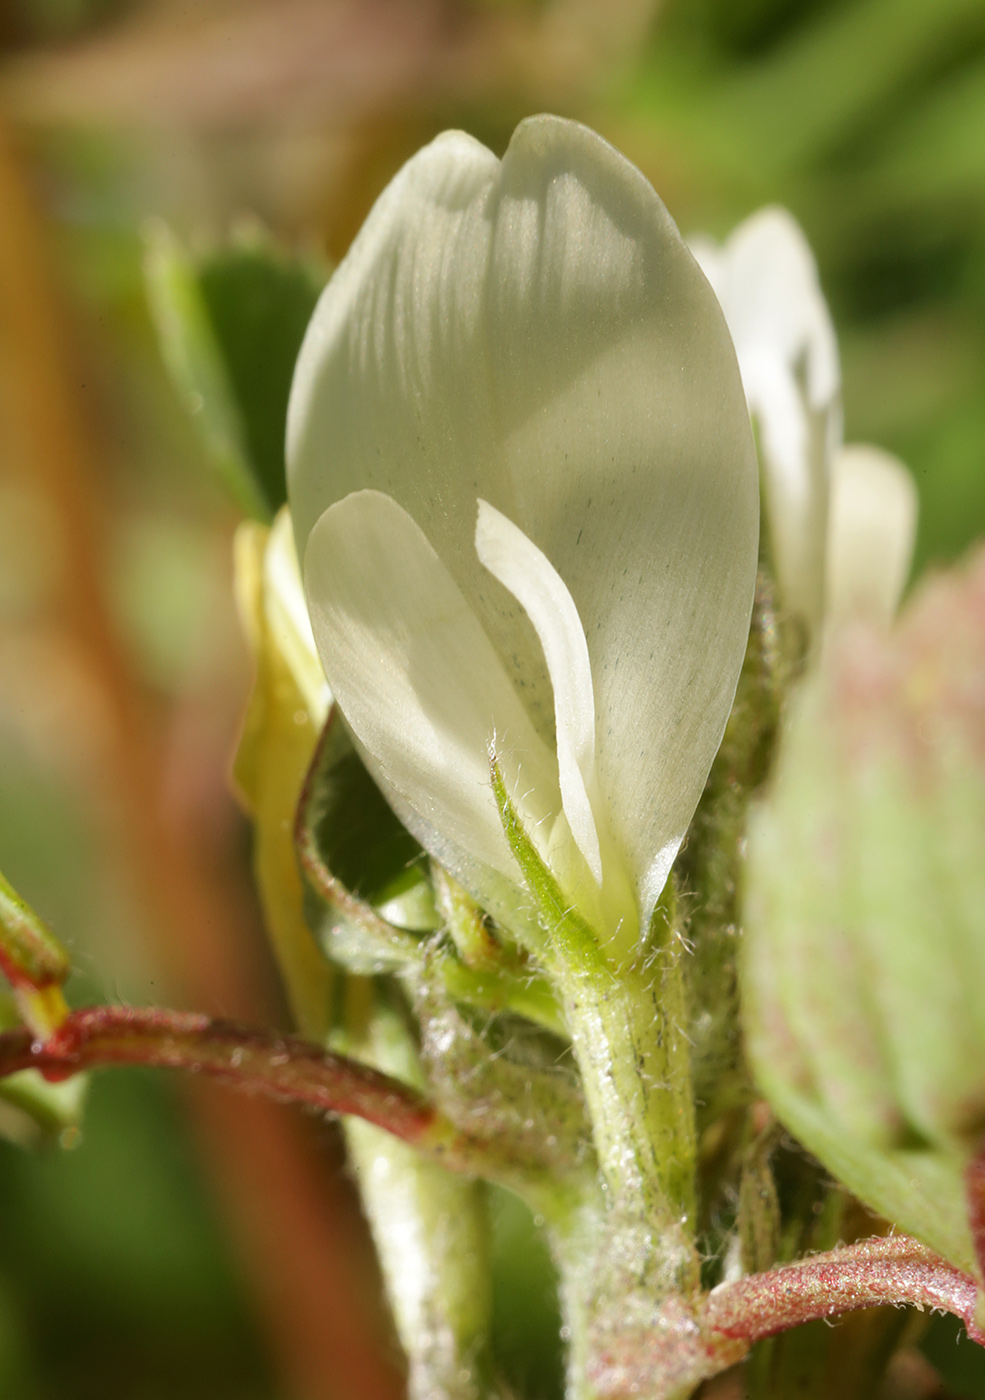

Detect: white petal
[693, 208, 840, 633]
[290, 117, 759, 924]
[825, 444, 917, 627]
[475, 497, 601, 884]
[303, 489, 560, 919]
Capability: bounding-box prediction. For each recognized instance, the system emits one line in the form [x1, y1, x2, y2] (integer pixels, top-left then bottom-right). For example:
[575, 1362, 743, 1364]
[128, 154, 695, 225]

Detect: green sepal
[431, 866, 565, 1035]
[144, 223, 326, 519]
[432, 865, 499, 969]
[296, 723, 567, 1035]
[488, 753, 599, 968]
[434, 949, 565, 1039]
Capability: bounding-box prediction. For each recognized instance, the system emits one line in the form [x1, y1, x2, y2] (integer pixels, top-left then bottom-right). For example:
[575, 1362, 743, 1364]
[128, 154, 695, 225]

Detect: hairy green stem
[490, 757, 696, 1233]
[491, 754, 704, 1394]
[551, 920, 696, 1239]
[546, 929, 704, 1398]
[341, 991, 496, 1400]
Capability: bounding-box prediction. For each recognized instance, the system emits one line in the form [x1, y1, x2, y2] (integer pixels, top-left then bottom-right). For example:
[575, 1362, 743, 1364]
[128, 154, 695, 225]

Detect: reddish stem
[0, 1004, 462, 1157]
[705, 1234, 984, 1346]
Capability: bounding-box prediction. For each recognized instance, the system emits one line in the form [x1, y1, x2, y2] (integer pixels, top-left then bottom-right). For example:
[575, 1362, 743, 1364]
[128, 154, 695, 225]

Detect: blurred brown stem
[0, 108, 402, 1400]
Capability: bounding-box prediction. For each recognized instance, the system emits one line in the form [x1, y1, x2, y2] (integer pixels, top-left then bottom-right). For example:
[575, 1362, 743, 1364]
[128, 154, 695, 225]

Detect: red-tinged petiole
[704, 1233, 984, 1347]
[0, 1004, 473, 1166]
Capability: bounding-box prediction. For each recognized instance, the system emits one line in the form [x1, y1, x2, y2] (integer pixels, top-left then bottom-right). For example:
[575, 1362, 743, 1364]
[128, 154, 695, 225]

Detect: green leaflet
[144, 224, 325, 519]
[742, 551, 985, 1274]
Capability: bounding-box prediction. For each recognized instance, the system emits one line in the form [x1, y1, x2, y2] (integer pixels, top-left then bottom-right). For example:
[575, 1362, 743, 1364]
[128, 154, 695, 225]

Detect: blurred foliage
[612, 0, 985, 576]
[922, 1313, 985, 1398]
[3, 0, 985, 1395]
[0, 1071, 274, 1400]
[0, 0, 124, 48]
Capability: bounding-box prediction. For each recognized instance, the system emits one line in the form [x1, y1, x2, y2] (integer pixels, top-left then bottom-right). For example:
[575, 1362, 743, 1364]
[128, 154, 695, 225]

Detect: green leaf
[297, 714, 437, 976]
[197, 236, 325, 515]
[306, 714, 436, 924]
[488, 753, 598, 967]
[741, 547, 985, 1274]
[144, 223, 326, 520]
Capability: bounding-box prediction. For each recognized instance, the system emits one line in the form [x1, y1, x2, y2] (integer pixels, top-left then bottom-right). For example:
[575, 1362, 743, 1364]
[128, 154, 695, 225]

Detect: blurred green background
[1, 0, 985, 1395]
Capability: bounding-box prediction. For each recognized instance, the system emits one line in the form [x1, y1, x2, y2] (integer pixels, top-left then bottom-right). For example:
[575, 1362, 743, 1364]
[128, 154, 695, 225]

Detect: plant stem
[0, 1002, 579, 1194]
[490, 759, 697, 1240]
[704, 1233, 984, 1345]
[544, 894, 707, 1400]
[550, 890, 697, 1254]
[343, 993, 495, 1400]
[0, 1005, 461, 1157]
